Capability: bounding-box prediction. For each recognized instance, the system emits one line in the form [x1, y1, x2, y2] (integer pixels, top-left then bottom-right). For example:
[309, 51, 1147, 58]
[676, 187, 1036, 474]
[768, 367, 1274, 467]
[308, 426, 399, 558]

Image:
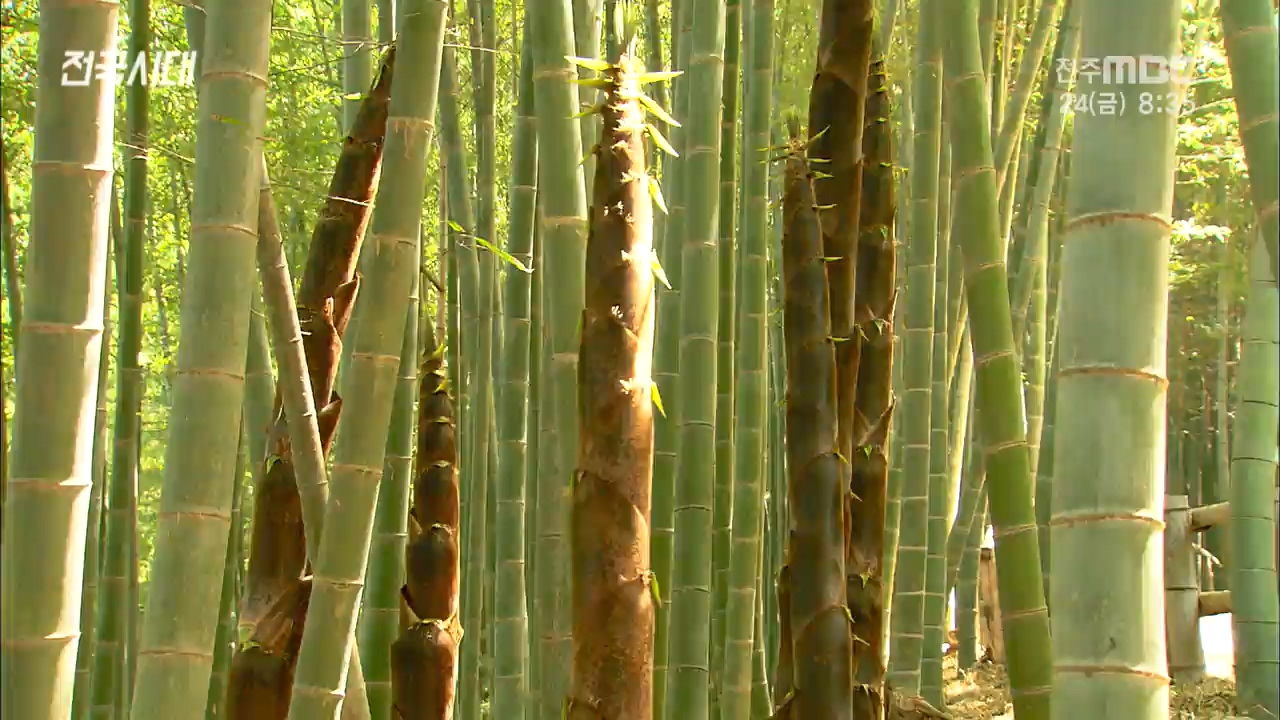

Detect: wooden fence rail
[1165, 493, 1233, 682]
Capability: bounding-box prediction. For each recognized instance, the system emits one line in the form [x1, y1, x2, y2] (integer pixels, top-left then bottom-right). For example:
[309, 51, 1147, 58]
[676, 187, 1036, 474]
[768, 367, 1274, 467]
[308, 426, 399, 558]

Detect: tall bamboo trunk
[1228, 235, 1280, 718]
[774, 124, 853, 720]
[888, 0, 943, 695]
[286, 2, 447, 716]
[1219, 0, 1279, 281]
[490, 26, 538, 720]
[938, 0, 1054, 715]
[229, 49, 398, 719]
[566, 51, 663, 719]
[127, 0, 272, 714]
[665, 1, 728, 717]
[1049, 0, 1182, 715]
[847, 47, 898, 719]
[526, 0, 591, 714]
[721, 0, 774, 715]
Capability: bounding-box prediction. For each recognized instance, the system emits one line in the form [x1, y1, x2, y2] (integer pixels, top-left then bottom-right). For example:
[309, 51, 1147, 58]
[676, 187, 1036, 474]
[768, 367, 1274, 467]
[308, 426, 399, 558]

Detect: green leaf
[648, 176, 668, 215]
[651, 382, 667, 417]
[565, 55, 613, 72]
[475, 236, 533, 273]
[649, 250, 672, 289]
[636, 70, 682, 85]
[646, 123, 678, 156]
[571, 76, 613, 89]
[572, 102, 605, 118]
[637, 93, 680, 127]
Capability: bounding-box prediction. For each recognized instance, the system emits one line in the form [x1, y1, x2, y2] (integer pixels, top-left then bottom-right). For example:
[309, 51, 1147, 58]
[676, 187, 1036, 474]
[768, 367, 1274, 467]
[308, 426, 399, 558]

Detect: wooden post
[977, 547, 1004, 664]
[1165, 494, 1206, 681]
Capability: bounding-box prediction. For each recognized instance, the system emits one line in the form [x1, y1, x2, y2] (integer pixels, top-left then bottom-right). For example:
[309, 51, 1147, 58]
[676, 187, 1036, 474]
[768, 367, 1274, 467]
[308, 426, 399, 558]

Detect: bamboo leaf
[651, 382, 667, 417]
[649, 249, 672, 289]
[637, 93, 681, 127]
[646, 124, 678, 156]
[573, 102, 606, 118]
[565, 55, 613, 72]
[571, 76, 614, 89]
[636, 70, 682, 85]
[475, 236, 532, 273]
[648, 176, 668, 214]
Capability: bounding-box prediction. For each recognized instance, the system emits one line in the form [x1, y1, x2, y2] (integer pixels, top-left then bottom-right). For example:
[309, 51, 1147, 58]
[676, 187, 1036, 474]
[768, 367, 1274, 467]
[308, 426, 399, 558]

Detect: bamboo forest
[1, 0, 1278, 718]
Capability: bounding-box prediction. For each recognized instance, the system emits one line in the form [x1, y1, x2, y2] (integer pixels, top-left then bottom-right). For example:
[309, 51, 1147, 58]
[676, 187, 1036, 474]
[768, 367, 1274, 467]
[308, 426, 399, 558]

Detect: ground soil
[942, 656, 1241, 719]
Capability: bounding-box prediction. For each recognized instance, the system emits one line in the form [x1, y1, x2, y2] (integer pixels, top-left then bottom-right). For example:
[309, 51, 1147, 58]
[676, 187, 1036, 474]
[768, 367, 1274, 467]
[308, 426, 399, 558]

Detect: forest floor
[942, 659, 1238, 719]
[943, 616, 1240, 719]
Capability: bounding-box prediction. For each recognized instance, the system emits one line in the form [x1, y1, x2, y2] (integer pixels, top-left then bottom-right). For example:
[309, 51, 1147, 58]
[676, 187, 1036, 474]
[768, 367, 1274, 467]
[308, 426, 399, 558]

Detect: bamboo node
[1047, 511, 1164, 530]
[991, 522, 1036, 539]
[1053, 664, 1171, 684]
[1064, 210, 1172, 233]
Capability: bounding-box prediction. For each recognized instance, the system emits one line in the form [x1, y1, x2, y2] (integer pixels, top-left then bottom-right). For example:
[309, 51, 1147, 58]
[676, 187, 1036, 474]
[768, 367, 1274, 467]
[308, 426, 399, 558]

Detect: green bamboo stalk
[938, 0, 1053, 715]
[286, 3, 447, 716]
[920, 136, 953, 706]
[651, 2, 693, 713]
[472, 2, 501, 700]
[72, 247, 114, 720]
[721, 0, 772, 712]
[750, 570, 772, 719]
[491, 28, 538, 720]
[1228, 235, 1280, 719]
[1049, 0, 1181, 714]
[436, 32, 477, 524]
[991, 0, 1061, 189]
[880, 82, 913, 651]
[943, 371, 981, 599]
[665, 0, 727, 715]
[764, 194, 787, 693]
[377, 0, 396, 41]
[887, 0, 943, 695]
[205, 423, 247, 720]
[533, 208, 565, 720]
[525, 206, 544, 712]
[711, 1, 742, 701]
[1219, 0, 1279, 281]
[527, 0, 590, 714]
[126, 0, 271, 714]
[358, 264, 420, 720]
[342, 0, 374, 131]
[0, 151, 20, 364]
[244, 301, 275, 470]
[1005, 1, 1076, 606]
[954, 494, 986, 669]
[643, 0, 668, 170]
[572, 0, 603, 181]
[92, 1, 150, 712]
[252, 155, 379, 717]
[437, 20, 492, 717]
[1035, 154, 1069, 599]
[978, 0, 998, 78]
